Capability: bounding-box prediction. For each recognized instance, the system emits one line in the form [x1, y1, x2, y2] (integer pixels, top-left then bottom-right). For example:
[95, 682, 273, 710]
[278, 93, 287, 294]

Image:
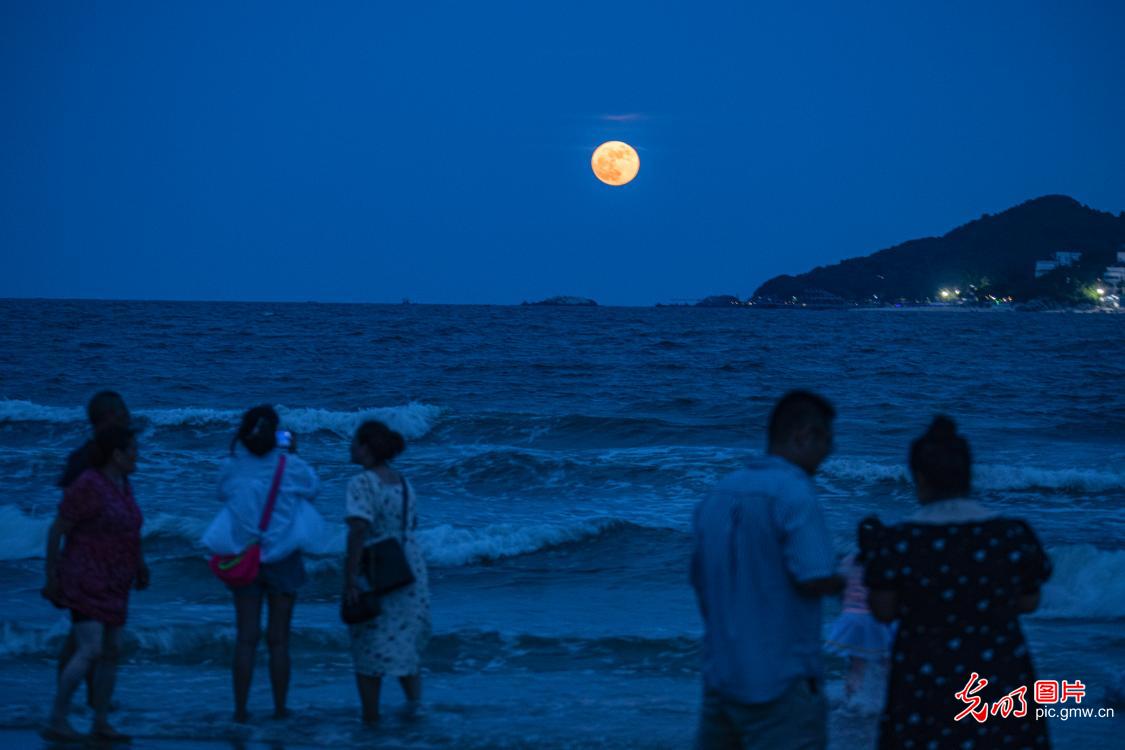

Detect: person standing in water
[204, 406, 323, 723]
[862, 417, 1051, 749]
[42, 425, 148, 742]
[54, 390, 132, 711]
[343, 420, 431, 724]
[691, 391, 843, 750]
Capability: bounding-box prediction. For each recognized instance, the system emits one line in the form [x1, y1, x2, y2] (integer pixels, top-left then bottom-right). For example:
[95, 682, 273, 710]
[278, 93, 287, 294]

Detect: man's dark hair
[87, 390, 127, 428]
[768, 390, 835, 446]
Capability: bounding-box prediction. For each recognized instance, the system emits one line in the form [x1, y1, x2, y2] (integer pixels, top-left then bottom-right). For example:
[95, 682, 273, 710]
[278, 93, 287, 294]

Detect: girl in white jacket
[203, 405, 323, 723]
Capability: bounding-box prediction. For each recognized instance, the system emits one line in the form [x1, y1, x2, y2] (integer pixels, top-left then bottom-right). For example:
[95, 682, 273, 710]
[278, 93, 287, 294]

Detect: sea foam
[822, 458, 1124, 493]
[1039, 544, 1125, 619]
[293, 517, 631, 567]
[0, 399, 441, 439]
[0, 505, 628, 568]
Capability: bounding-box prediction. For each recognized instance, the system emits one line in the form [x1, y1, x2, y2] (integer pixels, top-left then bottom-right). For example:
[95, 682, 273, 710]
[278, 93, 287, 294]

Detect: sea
[0, 299, 1122, 749]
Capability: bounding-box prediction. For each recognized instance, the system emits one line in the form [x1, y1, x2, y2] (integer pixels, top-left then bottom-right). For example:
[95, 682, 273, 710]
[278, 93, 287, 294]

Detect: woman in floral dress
[343, 420, 431, 724]
[42, 425, 148, 742]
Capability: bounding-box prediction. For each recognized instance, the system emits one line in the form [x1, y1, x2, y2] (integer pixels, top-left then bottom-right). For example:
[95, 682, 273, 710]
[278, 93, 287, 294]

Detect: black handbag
[361, 476, 417, 595]
[340, 589, 382, 625]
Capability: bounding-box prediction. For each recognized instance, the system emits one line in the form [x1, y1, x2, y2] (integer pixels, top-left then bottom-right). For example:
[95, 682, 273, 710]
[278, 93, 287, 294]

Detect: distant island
[695, 295, 743, 307]
[522, 296, 598, 307]
[747, 195, 1125, 310]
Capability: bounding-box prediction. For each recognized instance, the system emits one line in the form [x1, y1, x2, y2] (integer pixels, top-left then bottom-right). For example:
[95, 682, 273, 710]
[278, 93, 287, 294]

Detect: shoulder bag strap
[399, 476, 409, 537]
[258, 454, 288, 532]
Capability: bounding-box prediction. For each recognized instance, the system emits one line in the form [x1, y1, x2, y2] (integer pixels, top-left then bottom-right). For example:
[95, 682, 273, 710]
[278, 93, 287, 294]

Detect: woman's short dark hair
[90, 425, 137, 468]
[232, 405, 280, 457]
[909, 416, 971, 499]
[354, 420, 406, 465]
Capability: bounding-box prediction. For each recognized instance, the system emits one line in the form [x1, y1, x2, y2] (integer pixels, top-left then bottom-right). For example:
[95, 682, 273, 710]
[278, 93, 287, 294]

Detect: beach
[1, 300, 1122, 748]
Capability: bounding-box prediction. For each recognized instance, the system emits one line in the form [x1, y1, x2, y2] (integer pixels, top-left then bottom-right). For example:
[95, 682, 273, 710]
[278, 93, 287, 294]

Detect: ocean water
[0, 299, 1122, 748]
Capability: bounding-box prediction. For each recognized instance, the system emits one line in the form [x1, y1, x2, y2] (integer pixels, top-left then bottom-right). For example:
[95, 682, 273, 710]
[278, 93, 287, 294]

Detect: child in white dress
[825, 551, 894, 703]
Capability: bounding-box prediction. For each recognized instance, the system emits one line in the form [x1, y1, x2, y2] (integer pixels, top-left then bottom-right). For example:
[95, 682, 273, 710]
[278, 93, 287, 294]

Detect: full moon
[591, 141, 640, 186]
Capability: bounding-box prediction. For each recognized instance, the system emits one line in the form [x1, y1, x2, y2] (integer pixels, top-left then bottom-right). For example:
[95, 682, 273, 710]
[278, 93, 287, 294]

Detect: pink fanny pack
[209, 455, 287, 587]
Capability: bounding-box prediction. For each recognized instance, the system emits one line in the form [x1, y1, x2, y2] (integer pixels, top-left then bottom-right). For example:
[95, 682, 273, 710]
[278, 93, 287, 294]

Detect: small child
[825, 551, 894, 702]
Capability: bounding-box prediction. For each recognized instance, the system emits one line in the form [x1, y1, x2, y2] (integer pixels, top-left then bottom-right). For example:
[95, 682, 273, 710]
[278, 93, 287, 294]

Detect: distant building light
[1035, 260, 1058, 278]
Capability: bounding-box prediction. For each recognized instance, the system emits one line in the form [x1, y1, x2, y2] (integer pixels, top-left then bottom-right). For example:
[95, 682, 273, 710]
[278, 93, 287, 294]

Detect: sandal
[90, 725, 133, 743]
[39, 724, 85, 744]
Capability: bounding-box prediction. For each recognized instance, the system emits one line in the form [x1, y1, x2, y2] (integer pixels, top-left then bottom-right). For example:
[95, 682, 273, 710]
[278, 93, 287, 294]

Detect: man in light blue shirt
[691, 391, 843, 749]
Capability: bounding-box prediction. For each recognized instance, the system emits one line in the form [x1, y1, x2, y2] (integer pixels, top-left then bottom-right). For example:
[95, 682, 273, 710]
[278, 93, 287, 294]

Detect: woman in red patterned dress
[42, 425, 149, 742]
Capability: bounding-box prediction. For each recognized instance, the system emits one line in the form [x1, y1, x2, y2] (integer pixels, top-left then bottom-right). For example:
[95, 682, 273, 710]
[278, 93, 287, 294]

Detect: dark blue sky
[3, 1, 1124, 305]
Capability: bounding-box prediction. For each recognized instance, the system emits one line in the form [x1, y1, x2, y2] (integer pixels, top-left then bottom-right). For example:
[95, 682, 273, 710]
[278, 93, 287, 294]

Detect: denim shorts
[230, 551, 307, 598]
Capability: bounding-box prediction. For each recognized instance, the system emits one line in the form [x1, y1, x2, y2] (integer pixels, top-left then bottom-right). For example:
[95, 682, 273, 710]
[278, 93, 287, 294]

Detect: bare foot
[91, 722, 132, 742]
[40, 717, 84, 743]
[271, 707, 292, 720]
[362, 711, 380, 726]
[233, 709, 250, 724]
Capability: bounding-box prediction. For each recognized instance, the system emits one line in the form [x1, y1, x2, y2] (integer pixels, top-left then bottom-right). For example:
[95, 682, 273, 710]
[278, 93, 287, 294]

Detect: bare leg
[232, 593, 263, 723]
[48, 621, 104, 737]
[398, 675, 421, 703]
[90, 626, 128, 739]
[266, 593, 295, 718]
[57, 630, 93, 710]
[57, 631, 75, 682]
[354, 674, 382, 724]
[85, 665, 98, 710]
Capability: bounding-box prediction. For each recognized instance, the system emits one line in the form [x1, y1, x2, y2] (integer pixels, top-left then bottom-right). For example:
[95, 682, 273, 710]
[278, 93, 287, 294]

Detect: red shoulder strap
[258, 455, 287, 532]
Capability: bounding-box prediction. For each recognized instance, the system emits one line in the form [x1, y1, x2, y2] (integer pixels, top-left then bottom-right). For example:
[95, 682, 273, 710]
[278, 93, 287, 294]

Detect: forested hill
[753, 196, 1125, 302]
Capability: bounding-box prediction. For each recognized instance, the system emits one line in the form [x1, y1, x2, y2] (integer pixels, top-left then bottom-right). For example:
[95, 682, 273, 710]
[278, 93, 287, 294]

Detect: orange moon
[591, 141, 640, 186]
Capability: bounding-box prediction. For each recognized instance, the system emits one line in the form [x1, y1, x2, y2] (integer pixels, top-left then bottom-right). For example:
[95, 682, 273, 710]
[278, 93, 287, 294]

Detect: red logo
[989, 686, 1028, 718]
[1034, 680, 1059, 704]
[954, 673, 990, 723]
[957, 676, 1086, 722]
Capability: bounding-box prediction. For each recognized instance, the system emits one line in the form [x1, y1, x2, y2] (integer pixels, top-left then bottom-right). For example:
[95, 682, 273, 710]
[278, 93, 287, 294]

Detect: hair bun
[927, 416, 958, 440]
[355, 420, 407, 464]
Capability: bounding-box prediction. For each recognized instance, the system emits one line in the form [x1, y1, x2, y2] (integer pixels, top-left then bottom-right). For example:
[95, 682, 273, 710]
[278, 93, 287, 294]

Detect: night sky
[3, 1, 1124, 305]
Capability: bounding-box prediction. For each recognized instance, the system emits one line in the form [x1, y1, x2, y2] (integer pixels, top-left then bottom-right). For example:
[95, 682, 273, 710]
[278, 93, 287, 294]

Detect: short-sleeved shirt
[344, 471, 417, 545]
[56, 468, 144, 626]
[691, 455, 837, 704]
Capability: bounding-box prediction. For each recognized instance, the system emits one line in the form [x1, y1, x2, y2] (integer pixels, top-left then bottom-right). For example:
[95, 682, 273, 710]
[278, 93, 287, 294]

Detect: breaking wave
[1038, 544, 1125, 619]
[0, 505, 632, 568]
[822, 458, 1124, 493]
[0, 399, 441, 439]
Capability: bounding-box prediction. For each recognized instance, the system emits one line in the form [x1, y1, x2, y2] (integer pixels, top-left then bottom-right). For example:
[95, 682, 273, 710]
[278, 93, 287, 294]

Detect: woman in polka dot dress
[861, 417, 1052, 749]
